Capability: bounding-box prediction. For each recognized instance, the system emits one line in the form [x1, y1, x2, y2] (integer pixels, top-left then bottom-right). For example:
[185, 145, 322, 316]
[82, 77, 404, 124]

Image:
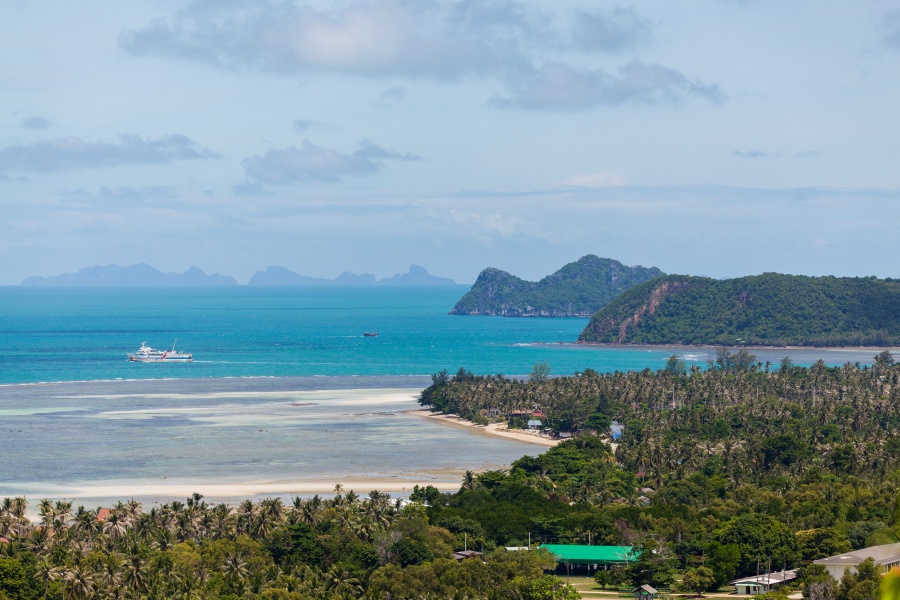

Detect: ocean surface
[0, 286, 889, 505]
[0, 285, 884, 385]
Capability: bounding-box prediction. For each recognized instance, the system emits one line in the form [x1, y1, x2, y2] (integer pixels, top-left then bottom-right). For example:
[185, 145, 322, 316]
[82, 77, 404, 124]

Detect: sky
[2, 0, 900, 285]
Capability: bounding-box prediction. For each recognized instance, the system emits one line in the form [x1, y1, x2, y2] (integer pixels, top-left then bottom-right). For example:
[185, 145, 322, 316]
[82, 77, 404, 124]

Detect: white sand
[60, 478, 461, 500]
[411, 410, 560, 447]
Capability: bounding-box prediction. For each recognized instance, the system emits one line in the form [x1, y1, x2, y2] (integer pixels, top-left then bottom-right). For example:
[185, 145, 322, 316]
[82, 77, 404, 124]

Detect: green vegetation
[0, 492, 576, 599]
[7, 355, 900, 598]
[450, 255, 664, 317]
[414, 354, 900, 595]
[577, 272, 900, 346]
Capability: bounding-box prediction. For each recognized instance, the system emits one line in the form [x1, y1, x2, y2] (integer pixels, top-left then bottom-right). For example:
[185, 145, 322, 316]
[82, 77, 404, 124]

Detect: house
[813, 543, 900, 580]
[611, 421, 624, 439]
[454, 550, 483, 562]
[540, 544, 638, 569]
[634, 584, 658, 600]
[732, 570, 797, 595]
[527, 419, 543, 429]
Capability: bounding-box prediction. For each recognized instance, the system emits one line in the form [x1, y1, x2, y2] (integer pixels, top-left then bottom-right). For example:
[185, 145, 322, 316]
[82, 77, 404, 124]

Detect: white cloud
[119, 0, 722, 112]
[493, 61, 726, 111]
[570, 7, 652, 53]
[0, 134, 219, 176]
[242, 139, 420, 184]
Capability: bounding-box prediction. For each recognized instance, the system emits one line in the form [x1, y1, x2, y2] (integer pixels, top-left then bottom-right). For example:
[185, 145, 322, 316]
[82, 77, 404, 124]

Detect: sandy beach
[411, 409, 560, 447]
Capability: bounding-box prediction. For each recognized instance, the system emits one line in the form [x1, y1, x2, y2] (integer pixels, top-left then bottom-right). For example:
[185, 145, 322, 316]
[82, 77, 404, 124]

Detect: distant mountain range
[22, 264, 237, 286]
[578, 273, 900, 347]
[450, 255, 664, 317]
[248, 264, 455, 286]
[21, 263, 455, 286]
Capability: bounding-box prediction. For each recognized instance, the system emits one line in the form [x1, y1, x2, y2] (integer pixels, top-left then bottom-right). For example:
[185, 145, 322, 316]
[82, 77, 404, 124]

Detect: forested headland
[577, 273, 900, 346]
[450, 255, 663, 317]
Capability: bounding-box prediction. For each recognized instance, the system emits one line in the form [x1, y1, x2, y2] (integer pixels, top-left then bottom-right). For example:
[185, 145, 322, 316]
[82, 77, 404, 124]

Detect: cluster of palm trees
[0, 488, 402, 599]
[420, 360, 900, 513]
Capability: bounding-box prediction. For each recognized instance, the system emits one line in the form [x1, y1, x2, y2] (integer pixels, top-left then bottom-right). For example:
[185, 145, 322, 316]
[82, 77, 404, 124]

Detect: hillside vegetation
[450, 255, 663, 317]
[578, 273, 900, 346]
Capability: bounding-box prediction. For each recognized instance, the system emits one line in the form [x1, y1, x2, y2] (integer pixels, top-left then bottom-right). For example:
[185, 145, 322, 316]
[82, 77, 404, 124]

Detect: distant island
[450, 255, 664, 317]
[248, 264, 455, 286]
[21, 264, 455, 286]
[578, 272, 900, 346]
[22, 264, 237, 286]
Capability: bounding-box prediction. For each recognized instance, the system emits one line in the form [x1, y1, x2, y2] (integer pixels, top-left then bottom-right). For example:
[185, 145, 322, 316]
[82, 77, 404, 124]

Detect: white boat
[128, 341, 193, 363]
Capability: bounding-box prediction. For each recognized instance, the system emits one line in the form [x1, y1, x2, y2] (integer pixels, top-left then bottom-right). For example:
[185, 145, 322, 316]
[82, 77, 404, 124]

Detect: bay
[0, 285, 883, 385]
[0, 285, 889, 505]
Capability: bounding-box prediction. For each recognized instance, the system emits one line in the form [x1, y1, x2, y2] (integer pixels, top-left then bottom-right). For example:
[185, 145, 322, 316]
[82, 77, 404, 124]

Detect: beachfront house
[813, 543, 900, 580]
[731, 570, 797, 595]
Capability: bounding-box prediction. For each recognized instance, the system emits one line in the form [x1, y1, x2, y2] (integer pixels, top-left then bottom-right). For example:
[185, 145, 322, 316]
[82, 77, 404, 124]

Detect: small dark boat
[363, 332, 379, 337]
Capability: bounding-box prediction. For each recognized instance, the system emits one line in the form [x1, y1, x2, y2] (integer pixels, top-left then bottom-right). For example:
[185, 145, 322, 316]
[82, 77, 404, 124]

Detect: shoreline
[3, 385, 550, 505]
[410, 409, 560, 447]
[567, 342, 899, 352]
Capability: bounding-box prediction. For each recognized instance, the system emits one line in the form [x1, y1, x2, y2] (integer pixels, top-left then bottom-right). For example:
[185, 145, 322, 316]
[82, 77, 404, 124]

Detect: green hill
[578, 272, 900, 346]
[450, 255, 664, 317]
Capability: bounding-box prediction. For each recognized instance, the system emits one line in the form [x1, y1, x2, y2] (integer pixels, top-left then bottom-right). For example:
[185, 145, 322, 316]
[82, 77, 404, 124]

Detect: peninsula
[578, 272, 900, 346]
[450, 255, 664, 317]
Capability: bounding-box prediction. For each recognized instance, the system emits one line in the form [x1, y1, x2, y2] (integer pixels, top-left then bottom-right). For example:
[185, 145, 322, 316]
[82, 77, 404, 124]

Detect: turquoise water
[0, 285, 886, 385]
[0, 286, 889, 503]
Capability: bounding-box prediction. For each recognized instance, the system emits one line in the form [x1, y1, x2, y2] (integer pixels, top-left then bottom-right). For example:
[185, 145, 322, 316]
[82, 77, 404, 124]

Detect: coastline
[410, 409, 560, 447]
[2, 382, 549, 505]
[568, 342, 900, 351]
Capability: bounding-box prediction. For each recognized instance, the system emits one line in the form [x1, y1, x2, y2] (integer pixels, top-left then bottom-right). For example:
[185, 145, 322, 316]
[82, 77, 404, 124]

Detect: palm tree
[122, 552, 148, 596]
[220, 551, 249, 594]
[323, 564, 362, 598]
[63, 564, 95, 600]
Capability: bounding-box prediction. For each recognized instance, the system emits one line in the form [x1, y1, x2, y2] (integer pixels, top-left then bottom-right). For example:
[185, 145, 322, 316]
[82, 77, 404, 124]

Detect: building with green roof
[540, 545, 638, 566]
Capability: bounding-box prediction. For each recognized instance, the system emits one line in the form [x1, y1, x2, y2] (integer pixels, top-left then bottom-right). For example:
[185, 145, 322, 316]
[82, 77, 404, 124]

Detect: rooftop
[732, 570, 798, 586]
[541, 544, 637, 564]
[814, 543, 900, 566]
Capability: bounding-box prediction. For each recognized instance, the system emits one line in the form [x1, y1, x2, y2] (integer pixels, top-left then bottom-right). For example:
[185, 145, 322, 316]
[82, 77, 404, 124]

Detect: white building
[813, 543, 900, 580]
[732, 570, 797, 595]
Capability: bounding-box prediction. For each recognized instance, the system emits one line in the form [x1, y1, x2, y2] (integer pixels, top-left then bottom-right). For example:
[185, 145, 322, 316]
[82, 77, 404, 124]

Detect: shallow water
[0, 377, 543, 505]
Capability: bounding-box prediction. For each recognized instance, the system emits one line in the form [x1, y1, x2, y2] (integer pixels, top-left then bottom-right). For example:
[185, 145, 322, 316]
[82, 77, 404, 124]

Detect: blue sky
[2, 0, 899, 285]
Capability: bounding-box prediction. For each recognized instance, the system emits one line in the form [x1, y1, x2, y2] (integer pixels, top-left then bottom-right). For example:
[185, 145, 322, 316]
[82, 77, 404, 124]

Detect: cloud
[733, 150, 768, 159]
[242, 139, 420, 184]
[493, 60, 726, 111]
[293, 119, 332, 133]
[381, 85, 407, 101]
[570, 7, 652, 53]
[119, 0, 723, 112]
[796, 150, 822, 158]
[0, 134, 219, 175]
[884, 9, 900, 50]
[22, 116, 51, 130]
[118, 0, 526, 79]
[65, 186, 177, 204]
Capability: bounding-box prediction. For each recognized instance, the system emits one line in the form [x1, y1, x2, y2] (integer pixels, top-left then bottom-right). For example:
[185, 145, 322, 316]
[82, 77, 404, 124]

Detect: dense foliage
[577, 273, 900, 346]
[450, 255, 663, 317]
[417, 356, 900, 594]
[0, 491, 576, 599]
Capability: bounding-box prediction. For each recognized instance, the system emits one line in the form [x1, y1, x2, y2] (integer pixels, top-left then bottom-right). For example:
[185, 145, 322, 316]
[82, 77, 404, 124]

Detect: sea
[0, 285, 887, 507]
